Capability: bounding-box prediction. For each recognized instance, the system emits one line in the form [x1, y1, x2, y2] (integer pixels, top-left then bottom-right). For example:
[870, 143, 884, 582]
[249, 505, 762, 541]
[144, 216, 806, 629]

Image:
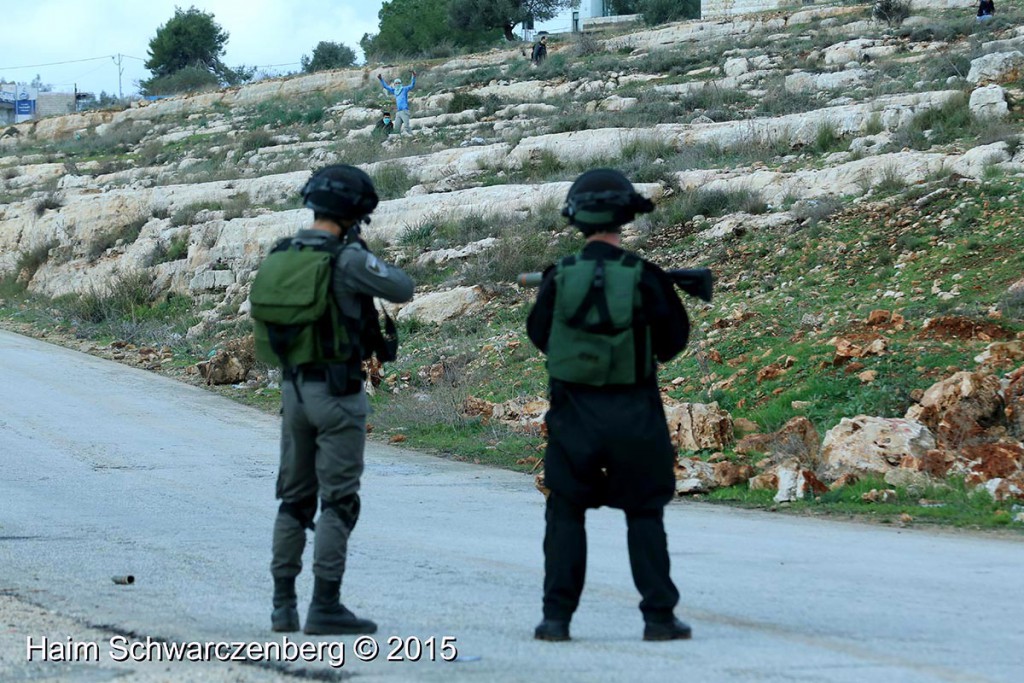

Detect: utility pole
[112, 54, 124, 100]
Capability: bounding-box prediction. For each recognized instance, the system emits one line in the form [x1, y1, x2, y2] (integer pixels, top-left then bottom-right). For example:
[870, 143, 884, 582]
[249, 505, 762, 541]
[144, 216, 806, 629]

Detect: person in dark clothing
[372, 111, 394, 140]
[527, 168, 693, 643]
[977, 0, 995, 20]
[531, 35, 548, 66]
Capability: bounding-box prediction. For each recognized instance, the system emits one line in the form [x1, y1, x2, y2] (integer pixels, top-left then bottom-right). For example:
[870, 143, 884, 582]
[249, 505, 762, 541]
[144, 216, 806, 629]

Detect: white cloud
[0, 0, 383, 96]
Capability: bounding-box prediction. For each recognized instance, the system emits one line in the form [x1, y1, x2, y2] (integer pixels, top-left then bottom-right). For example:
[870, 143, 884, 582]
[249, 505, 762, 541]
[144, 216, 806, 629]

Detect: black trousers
[542, 492, 679, 623]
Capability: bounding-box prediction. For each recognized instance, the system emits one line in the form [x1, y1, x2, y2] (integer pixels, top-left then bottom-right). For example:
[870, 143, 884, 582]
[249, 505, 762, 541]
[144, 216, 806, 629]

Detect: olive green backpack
[249, 239, 353, 371]
[546, 253, 651, 386]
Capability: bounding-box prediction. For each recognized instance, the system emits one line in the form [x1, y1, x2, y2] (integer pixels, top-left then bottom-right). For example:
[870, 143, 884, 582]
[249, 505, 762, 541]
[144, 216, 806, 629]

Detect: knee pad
[279, 496, 317, 530]
[321, 493, 361, 531]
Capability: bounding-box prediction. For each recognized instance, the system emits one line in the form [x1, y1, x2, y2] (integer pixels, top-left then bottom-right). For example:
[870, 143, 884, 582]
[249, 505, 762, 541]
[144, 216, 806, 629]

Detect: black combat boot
[643, 616, 692, 641]
[271, 577, 300, 632]
[534, 618, 571, 641]
[303, 577, 377, 635]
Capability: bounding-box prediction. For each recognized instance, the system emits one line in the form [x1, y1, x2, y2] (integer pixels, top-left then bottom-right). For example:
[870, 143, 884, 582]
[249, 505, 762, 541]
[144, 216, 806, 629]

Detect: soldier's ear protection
[562, 190, 655, 226]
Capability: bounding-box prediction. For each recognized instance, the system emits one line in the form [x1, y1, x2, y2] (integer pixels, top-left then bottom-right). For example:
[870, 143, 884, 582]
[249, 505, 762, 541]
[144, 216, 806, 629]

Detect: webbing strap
[567, 258, 616, 334]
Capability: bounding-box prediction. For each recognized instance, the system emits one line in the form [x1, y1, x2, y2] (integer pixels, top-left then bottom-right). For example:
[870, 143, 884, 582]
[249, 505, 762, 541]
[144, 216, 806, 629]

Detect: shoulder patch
[365, 253, 389, 277]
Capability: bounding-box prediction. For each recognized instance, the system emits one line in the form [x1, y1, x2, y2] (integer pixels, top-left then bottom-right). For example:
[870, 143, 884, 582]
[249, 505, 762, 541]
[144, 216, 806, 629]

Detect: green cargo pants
[271, 374, 368, 582]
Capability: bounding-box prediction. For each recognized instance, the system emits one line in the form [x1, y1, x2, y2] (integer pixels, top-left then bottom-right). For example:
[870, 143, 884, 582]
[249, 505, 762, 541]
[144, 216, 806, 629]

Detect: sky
[0, 1, 387, 97]
[0, 1, 579, 99]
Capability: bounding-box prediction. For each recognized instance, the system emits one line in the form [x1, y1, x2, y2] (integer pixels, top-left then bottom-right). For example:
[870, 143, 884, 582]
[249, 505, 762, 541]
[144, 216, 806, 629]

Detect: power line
[0, 55, 113, 71]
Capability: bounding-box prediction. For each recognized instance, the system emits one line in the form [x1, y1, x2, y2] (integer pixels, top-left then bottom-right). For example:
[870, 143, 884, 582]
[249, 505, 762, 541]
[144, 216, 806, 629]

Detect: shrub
[811, 121, 843, 155]
[9, 240, 59, 289]
[873, 0, 912, 28]
[459, 222, 579, 284]
[640, 0, 699, 26]
[142, 65, 221, 96]
[448, 92, 483, 113]
[371, 163, 416, 200]
[237, 130, 274, 155]
[87, 216, 148, 260]
[153, 231, 190, 264]
[998, 287, 1024, 321]
[873, 166, 908, 195]
[792, 197, 843, 228]
[55, 270, 155, 324]
[896, 93, 974, 149]
[34, 192, 64, 216]
[573, 31, 603, 57]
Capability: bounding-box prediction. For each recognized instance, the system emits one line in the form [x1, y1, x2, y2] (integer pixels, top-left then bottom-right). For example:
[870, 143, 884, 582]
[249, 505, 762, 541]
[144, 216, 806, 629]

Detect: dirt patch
[916, 316, 1015, 341]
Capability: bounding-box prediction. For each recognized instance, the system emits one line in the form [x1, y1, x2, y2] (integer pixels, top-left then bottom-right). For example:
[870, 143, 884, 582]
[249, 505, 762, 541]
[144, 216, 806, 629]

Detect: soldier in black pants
[527, 168, 692, 642]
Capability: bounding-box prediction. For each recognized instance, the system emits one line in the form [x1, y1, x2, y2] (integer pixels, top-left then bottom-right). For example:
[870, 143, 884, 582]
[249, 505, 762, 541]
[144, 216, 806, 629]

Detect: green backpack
[546, 252, 651, 386]
[249, 239, 353, 370]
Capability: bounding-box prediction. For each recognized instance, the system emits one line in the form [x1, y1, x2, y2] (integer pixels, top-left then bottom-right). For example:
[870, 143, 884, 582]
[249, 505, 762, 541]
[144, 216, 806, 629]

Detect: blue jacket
[380, 75, 415, 111]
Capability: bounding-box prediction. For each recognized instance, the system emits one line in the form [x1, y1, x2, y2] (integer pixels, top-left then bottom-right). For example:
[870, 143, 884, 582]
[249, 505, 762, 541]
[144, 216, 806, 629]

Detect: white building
[537, 1, 618, 35]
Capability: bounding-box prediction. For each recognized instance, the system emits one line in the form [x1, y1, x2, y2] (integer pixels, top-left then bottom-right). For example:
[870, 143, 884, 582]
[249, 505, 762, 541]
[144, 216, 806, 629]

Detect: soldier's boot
[303, 577, 377, 635]
[534, 619, 570, 642]
[643, 616, 692, 641]
[271, 577, 300, 633]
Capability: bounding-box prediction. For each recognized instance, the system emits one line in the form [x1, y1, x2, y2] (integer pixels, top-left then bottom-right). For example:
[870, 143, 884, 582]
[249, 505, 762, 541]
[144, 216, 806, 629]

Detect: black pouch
[326, 364, 363, 397]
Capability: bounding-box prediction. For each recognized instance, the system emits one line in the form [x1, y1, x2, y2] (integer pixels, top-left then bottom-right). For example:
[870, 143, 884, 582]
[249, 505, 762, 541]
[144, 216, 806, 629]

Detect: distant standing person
[977, 0, 995, 20]
[531, 35, 548, 66]
[377, 71, 416, 135]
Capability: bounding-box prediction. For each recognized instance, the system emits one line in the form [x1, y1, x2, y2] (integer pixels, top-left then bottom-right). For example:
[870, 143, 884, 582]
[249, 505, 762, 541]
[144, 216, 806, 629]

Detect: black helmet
[562, 168, 654, 235]
[301, 165, 379, 221]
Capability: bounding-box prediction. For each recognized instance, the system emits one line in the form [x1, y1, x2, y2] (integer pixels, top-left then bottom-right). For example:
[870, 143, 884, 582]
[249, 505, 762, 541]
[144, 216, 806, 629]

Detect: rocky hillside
[2, 3, 1023, 524]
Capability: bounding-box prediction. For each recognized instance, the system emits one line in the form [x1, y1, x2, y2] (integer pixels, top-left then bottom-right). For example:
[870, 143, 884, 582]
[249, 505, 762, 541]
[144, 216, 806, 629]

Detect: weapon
[516, 267, 713, 302]
[666, 267, 713, 303]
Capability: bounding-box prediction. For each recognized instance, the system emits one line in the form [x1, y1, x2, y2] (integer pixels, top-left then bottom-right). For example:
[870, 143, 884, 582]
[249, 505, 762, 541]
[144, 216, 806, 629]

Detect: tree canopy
[301, 42, 357, 73]
[361, 0, 497, 60]
[141, 6, 250, 93]
[449, 0, 572, 41]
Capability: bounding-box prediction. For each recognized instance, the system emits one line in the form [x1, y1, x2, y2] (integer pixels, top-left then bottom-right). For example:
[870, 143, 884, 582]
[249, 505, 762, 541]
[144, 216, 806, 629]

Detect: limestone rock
[861, 488, 898, 504]
[785, 69, 869, 93]
[675, 458, 717, 495]
[823, 39, 897, 66]
[983, 475, 1024, 501]
[967, 51, 1024, 85]
[415, 238, 498, 266]
[963, 441, 1024, 480]
[396, 286, 486, 324]
[598, 96, 639, 112]
[774, 461, 828, 503]
[969, 85, 1009, 121]
[749, 472, 779, 491]
[735, 416, 820, 466]
[820, 417, 937, 480]
[196, 337, 254, 386]
[883, 468, 935, 490]
[713, 461, 753, 488]
[974, 342, 1024, 367]
[664, 401, 734, 452]
[949, 142, 1011, 178]
[723, 57, 750, 77]
[1005, 366, 1024, 439]
[905, 371, 1004, 449]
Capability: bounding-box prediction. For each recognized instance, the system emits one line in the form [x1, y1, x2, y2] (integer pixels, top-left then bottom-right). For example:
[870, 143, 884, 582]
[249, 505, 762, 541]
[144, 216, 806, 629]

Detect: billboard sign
[16, 93, 35, 116]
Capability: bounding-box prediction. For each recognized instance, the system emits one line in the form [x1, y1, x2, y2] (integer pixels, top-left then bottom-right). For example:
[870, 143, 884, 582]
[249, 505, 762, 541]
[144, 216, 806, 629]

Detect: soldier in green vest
[250, 165, 414, 635]
[527, 168, 692, 642]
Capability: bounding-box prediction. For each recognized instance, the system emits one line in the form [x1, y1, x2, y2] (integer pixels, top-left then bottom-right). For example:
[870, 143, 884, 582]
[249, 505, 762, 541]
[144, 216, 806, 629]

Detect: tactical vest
[546, 252, 652, 386]
[250, 238, 354, 370]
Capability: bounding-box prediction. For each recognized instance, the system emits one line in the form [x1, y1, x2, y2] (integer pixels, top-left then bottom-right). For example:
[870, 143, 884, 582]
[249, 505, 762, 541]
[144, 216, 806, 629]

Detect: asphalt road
[1, 328, 1023, 683]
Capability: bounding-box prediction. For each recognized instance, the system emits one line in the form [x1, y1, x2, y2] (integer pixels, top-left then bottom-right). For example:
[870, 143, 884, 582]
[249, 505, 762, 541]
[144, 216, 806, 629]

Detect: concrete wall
[703, 0, 819, 19]
[36, 93, 75, 119]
